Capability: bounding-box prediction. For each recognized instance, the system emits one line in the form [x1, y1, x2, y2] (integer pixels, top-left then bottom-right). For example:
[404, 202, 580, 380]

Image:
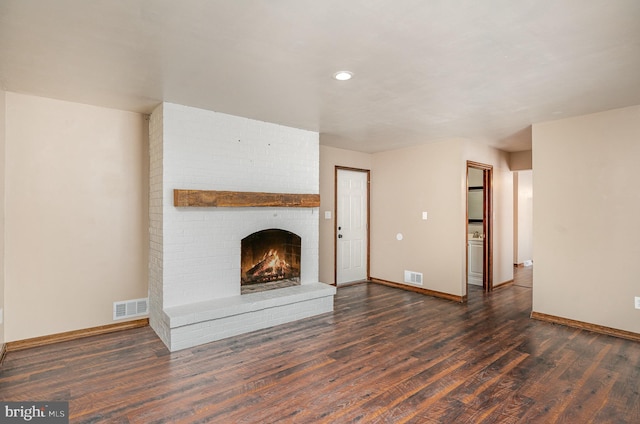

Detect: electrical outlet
[0, 308, 3, 324]
[635, 297, 640, 310]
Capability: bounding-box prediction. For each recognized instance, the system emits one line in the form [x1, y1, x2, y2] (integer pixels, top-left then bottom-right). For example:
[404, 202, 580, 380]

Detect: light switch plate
[422, 211, 428, 220]
[324, 211, 332, 220]
[635, 297, 640, 309]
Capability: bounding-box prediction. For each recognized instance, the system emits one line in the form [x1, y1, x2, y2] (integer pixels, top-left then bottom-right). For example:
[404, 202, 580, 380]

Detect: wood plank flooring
[1, 267, 639, 423]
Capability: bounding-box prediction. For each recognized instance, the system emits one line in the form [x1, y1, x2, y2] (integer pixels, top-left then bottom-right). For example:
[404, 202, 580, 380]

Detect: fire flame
[244, 249, 294, 284]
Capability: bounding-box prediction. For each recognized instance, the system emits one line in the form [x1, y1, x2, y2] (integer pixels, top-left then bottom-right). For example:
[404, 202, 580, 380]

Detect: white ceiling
[1, 0, 639, 153]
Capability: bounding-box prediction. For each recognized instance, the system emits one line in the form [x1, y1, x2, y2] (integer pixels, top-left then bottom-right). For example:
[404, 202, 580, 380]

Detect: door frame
[466, 161, 493, 292]
[334, 166, 371, 285]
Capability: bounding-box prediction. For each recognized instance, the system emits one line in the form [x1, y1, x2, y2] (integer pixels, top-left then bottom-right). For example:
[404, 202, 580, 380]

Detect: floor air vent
[404, 270, 423, 286]
[113, 297, 149, 320]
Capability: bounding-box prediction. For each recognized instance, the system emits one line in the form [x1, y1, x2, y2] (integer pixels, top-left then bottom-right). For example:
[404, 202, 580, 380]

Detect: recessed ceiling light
[333, 71, 353, 81]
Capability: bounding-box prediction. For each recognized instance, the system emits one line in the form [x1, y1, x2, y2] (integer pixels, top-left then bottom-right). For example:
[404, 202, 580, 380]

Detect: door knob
[338, 234, 343, 238]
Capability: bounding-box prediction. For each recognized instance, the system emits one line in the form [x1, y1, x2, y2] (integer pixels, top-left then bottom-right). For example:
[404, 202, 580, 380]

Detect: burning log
[244, 249, 295, 285]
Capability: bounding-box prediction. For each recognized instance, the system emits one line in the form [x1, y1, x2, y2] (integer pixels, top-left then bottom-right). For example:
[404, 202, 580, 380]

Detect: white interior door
[336, 169, 368, 285]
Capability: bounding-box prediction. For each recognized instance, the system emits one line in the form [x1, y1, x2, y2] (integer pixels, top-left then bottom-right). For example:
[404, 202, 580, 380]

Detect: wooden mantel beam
[174, 189, 320, 208]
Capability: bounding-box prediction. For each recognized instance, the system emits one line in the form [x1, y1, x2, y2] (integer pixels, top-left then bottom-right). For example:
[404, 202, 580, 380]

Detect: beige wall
[318, 145, 372, 284]
[370, 139, 467, 295]
[510, 150, 533, 171]
[323, 139, 514, 297]
[533, 104, 640, 333]
[463, 141, 514, 288]
[0, 91, 5, 344]
[4, 93, 149, 341]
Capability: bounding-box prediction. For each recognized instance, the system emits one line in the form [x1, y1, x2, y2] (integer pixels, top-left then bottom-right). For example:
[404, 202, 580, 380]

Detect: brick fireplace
[148, 102, 335, 351]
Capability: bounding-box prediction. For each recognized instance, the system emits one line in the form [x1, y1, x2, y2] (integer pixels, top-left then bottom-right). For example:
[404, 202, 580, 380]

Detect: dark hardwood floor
[1, 267, 638, 423]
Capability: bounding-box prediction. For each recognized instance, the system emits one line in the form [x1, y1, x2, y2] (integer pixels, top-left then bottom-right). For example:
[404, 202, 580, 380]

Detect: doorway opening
[466, 161, 493, 294]
[335, 167, 370, 286]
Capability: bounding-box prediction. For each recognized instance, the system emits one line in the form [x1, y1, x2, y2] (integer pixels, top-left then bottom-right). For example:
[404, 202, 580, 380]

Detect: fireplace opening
[241, 229, 301, 294]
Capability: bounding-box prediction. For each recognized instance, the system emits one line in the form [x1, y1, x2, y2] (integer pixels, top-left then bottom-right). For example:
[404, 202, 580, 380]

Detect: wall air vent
[404, 270, 423, 286]
[113, 297, 149, 320]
